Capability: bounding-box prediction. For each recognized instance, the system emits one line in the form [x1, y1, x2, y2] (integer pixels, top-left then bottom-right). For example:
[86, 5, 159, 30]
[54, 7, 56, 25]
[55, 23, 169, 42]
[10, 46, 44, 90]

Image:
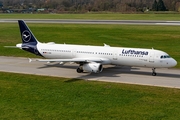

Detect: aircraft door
[149, 51, 154, 63]
[113, 51, 118, 60]
[72, 49, 76, 58]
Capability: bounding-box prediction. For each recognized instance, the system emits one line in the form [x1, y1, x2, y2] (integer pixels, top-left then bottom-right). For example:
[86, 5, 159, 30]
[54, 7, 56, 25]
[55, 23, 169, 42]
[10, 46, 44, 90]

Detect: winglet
[28, 58, 32, 63]
[104, 43, 110, 47]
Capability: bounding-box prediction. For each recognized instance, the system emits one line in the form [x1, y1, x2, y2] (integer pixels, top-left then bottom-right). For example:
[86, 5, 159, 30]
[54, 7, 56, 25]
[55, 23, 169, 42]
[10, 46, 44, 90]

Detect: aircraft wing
[36, 57, 111, 64]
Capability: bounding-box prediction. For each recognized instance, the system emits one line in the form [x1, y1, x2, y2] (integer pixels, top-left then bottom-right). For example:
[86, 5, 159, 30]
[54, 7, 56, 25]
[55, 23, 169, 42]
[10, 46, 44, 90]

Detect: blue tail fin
[18, 20, 42, 56]
[18, 20, 39, 44]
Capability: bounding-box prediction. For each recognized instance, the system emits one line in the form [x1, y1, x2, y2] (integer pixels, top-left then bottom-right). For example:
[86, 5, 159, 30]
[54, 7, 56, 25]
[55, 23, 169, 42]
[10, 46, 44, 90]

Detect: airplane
[8, 20, 177, 76]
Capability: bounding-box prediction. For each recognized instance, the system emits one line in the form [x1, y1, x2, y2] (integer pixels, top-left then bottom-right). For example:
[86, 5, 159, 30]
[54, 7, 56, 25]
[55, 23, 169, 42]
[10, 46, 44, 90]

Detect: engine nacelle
[82, 62, 103, 73]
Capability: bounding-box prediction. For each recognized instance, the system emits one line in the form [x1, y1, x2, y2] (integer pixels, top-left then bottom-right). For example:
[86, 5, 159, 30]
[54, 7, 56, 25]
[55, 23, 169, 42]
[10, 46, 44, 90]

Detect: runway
[0, 56, 180, 89]
[0, 19, 180, 25]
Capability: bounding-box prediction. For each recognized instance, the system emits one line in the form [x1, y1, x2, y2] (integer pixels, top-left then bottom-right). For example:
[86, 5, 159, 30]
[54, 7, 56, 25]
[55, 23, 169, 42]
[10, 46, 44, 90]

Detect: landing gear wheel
[152, 68, 157, 76]
[76, 68, 83, 73]
[152, 72, 157, 76]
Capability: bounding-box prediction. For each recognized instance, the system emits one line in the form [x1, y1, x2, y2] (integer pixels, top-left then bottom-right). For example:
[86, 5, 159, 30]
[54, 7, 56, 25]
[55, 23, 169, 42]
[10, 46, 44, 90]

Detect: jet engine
[82, 62, 103, 73]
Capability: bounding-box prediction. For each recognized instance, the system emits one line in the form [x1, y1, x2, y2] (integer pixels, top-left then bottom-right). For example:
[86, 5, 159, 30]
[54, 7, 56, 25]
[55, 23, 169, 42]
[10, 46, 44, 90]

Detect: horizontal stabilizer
[4, 46, 29, 49]
[4, 46, 18, 48]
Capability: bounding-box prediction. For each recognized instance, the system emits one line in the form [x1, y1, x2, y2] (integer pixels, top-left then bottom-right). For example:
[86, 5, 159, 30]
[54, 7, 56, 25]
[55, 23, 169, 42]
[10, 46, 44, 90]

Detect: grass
[0, 23, 180, 67]
[1, 72, 180, 119]
[1, 13, 180, 119]
[0, 13, 180, 20]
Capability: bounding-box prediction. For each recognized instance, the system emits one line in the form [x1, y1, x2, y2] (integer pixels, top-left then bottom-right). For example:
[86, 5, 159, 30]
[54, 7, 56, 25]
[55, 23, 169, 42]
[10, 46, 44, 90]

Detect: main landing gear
[152, 68, 157, 76]
[76, 65, 84, 73]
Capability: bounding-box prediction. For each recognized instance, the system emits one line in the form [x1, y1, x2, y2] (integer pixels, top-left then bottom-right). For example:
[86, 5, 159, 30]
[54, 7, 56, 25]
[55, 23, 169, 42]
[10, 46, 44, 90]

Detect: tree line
[152, 0, 166, 11]
[1, 0, 180, 13]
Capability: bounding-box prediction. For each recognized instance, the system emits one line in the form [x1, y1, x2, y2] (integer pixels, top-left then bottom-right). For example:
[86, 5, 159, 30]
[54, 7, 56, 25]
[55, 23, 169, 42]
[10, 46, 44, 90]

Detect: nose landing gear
[152, 68, 157, 76]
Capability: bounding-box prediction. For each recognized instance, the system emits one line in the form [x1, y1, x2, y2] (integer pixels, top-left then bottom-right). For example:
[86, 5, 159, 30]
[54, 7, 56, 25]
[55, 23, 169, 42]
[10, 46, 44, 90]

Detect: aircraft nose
[171, 58, 177, 67]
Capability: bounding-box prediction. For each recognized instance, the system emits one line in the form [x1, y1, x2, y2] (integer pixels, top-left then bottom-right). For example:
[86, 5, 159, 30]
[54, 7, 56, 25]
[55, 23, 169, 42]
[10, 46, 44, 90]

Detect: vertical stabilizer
[18, 20, 39, 44]
[18, 20, 42, 56]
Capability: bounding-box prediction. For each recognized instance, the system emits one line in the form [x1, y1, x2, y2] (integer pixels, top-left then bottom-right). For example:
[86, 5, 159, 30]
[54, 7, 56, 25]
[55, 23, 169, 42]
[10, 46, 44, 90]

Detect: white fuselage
[36, 42, 177, 68]
[15, 20, 177, 75]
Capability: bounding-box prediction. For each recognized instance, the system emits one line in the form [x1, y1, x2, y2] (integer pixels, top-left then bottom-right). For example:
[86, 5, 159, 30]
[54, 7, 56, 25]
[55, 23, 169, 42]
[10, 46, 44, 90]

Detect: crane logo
[22, 30, 31, 42]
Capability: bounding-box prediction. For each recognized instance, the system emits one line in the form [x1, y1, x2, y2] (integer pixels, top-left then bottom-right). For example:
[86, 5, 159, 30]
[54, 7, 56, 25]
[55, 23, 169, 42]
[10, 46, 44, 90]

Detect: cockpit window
[160, 55, 171, 59]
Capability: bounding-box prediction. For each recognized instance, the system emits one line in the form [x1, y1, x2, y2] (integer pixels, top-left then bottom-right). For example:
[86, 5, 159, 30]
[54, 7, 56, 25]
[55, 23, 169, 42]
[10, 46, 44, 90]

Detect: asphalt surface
[0, 19, 180, 25]
[0, 56, 180, 89]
